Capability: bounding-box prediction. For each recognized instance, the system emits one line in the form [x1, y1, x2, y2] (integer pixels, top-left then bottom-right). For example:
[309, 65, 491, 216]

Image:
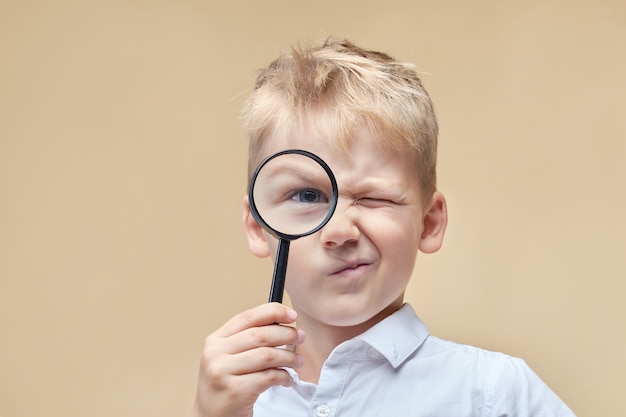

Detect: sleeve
[487, 356, 577, 417]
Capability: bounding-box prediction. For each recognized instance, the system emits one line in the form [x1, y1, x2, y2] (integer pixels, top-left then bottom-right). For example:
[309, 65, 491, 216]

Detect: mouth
[330, 261, 373, 276]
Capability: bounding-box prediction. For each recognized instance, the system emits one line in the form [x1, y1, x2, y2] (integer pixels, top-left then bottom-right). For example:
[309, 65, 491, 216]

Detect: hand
[191, 303, 305, 417]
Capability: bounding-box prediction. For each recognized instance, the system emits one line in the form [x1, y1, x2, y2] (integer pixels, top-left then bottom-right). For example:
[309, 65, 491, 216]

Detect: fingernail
[286, 308, 297, 321]
[296, 329, 306, 344]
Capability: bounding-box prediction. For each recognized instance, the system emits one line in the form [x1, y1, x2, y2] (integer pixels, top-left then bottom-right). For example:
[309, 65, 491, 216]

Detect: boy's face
[243, 125, 447, 329]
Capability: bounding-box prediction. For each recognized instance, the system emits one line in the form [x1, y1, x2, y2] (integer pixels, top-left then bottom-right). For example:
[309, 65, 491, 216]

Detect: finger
[215, 303, 297, 338]
[224, 367, 295, 395]
[196, 367, 294, 417]
[243, 366, 296, 390]
[228, 346, 304, 375]
[226, 324, 305, 354]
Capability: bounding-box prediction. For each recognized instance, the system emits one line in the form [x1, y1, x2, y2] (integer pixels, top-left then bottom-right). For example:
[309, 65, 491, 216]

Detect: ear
[418, 191, 448, 254]
[242, 196, 272, 258]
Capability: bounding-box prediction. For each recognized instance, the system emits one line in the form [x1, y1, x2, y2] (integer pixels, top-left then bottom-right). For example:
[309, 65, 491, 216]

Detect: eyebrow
[341, 177, 406, 196]
[256, 156, 334, 190]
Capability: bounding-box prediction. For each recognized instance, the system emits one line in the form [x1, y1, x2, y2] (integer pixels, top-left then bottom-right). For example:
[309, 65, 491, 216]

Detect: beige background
[1, 1, 625, 416]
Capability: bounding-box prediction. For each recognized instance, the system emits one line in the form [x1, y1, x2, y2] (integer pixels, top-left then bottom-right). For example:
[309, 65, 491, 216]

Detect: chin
[291, 290, 405, 329]
[316, 303, 395, 328]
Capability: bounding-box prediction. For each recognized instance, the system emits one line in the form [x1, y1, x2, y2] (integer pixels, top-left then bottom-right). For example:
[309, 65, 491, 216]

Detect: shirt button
[367, 347, 381, 359]
[315, 404, 330, 417]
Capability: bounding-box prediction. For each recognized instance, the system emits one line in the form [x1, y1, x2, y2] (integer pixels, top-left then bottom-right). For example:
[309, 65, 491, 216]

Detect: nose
[320, 202, 360, 248]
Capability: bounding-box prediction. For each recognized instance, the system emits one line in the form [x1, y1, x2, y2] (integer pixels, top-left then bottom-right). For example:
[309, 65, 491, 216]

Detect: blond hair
[241, 38, 439, 200]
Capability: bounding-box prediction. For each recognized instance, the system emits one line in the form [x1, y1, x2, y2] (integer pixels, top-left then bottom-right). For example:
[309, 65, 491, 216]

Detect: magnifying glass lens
[251, 152, 335, 236]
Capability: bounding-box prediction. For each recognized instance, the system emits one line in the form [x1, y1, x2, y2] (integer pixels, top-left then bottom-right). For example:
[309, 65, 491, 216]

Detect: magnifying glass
[248, 149, 339, 303]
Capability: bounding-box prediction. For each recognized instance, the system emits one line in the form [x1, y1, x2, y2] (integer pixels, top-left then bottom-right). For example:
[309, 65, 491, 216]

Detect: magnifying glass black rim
[248, 148, 338, 241]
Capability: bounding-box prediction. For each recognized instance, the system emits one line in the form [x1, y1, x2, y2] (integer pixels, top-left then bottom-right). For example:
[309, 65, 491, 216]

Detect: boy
[191, 39, 575, 417]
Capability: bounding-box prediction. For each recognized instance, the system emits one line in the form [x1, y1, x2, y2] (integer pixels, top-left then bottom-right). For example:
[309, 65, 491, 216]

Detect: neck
[293, 302, 402, 384]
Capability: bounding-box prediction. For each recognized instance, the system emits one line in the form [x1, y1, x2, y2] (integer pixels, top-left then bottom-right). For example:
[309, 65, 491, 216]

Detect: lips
[330, 260, 373, 276]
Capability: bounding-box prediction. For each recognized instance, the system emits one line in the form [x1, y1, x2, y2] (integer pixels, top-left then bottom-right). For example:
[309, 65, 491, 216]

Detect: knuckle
[202, 334, 217, 349]
[249, 327, 270, 345]
[287, 327, 300, 344]
[240, 307, 256, 326]
[257, 347, 276, 364]
[200, 350, 231, 387]
[269, 302, 283, 314]
[201, 341, 222, 364]
[265, 368, 290, 386]
[204, 359, 228, 384]
[267, 302, 286, 319]
[205, 366, 230, 391]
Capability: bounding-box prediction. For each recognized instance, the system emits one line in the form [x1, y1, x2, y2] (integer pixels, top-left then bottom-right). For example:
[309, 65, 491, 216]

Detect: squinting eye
[356, 197, 395, 207]
[293, 189, 325, 203]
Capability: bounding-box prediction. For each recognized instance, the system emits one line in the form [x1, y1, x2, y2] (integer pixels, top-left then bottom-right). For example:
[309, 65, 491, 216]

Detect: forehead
[257, 119, 406, 161]
[259, 124, 420, 187]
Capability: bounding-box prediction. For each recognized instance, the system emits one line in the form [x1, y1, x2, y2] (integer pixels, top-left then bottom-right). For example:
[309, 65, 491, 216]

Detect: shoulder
[415, 335, 541, 393]
[404, 335, 518, 395]
[416, 334, 514, 371]
[414, 336, 576, 416]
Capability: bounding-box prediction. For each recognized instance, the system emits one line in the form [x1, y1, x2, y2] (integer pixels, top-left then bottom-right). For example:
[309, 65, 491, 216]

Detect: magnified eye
[292, 189, 327, 203]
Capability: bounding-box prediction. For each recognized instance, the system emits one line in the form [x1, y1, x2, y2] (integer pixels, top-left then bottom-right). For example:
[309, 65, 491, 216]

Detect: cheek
[282, 237, 316, 281]
[362, 213, 422, 277]
[363, 211, 422, 250]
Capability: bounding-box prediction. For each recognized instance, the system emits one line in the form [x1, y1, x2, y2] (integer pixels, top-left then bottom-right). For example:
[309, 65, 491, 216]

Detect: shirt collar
[283, 304, 430, 385]
[351, 303, 429, 368]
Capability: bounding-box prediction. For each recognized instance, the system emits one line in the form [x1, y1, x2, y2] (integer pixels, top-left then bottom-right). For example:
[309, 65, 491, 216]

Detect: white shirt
[254, 304, 576, 417]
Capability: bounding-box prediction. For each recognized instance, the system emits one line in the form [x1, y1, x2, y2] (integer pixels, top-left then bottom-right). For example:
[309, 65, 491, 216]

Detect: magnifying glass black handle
[268, 239, 290, 303]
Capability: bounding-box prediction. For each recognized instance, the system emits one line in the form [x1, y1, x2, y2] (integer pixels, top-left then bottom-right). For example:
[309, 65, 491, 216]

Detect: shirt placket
[308, 350, 353, 417]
